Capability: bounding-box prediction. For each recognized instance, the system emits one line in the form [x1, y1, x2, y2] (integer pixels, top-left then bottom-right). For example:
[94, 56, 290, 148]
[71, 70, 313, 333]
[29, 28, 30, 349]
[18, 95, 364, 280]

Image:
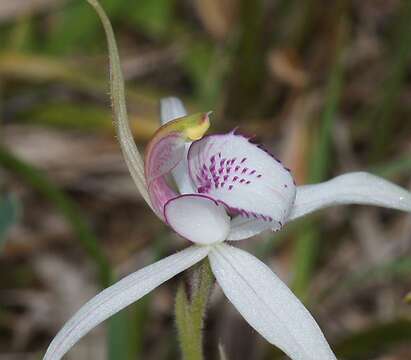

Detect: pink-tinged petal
[44, 245, 209, 360]
[188, 132, 296, 231]
[164, 194, 231, 245]
[288, 172, 411, 222]
[148, 177, 179, 218]
[160, 97, 197, 194]
[145, 113, 210, 218]
[209, 244, 337, 360]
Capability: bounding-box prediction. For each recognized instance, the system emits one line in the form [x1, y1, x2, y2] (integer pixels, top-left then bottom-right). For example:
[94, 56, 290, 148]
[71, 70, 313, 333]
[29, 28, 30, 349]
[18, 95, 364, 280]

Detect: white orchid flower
[44, 1, 411, 359]
[44, 98, 411, 360]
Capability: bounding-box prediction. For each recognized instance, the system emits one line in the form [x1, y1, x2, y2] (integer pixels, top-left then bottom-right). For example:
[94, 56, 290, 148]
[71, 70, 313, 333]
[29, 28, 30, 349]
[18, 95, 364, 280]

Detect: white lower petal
[43, 245, 209, 360]
[164, 194, 231, 245]
[209, 244, 336, 360]
[289, 172, 411, 222]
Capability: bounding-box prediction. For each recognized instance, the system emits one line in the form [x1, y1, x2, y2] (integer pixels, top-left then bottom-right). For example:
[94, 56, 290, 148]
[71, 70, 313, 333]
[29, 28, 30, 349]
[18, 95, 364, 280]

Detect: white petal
[164, 194, 231, 245]
[160, 97, 187, 124]
[43, 245, 209, 360]
[160, 97, 196, 194]
[173, 143, 197, 194]
[209, 244, 336, 360]
[288, 172, 411, 222]
[227, 216, 274, 241]
[188, 132, 296, 230]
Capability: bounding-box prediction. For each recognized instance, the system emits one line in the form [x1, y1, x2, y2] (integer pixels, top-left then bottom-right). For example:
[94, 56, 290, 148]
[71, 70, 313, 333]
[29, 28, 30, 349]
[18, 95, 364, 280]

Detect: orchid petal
[86, 0, 152, 208]
[160, 97, 187, 124]
[209, 244, 336, 360]
[188, 132, 296, 230]
[164, 194, 231, 245]
[160, 97, 196, 194]
[288, 172, 411, 222]
[43, 245, 209, 360]
[145, 113, 210, 218]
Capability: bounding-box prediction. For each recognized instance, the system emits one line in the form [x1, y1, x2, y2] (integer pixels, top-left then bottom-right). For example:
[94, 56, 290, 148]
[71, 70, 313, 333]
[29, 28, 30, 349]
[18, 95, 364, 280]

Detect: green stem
[175, 259, 214, 360]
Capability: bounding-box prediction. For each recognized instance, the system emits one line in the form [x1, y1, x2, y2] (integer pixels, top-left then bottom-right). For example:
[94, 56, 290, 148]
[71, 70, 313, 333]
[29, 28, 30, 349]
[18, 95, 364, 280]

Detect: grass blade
[292, 11, 346, 299]
[334, 319, 411, 359]
[0, 145, 112, 287]
[0, 193, 20, 245]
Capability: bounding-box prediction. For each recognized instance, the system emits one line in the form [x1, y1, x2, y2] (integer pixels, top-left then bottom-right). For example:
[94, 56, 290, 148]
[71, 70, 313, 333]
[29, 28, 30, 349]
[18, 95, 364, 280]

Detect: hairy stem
[175, 259, 214, 360]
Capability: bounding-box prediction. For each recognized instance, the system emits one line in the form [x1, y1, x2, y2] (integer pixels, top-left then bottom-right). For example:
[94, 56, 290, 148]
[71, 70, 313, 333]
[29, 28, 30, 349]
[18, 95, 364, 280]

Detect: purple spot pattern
[195, 152, 262, 194]
[194, 152, 274, 222]
[227, 206, 274, 222]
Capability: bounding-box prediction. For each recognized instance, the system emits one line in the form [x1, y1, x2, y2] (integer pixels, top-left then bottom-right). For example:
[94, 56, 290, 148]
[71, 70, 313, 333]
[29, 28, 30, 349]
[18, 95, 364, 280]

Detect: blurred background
[1, 0, 411, 359]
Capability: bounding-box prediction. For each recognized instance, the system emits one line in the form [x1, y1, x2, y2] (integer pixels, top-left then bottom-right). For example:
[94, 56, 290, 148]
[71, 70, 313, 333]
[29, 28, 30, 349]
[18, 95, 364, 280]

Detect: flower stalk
[175, 259, 214, 360]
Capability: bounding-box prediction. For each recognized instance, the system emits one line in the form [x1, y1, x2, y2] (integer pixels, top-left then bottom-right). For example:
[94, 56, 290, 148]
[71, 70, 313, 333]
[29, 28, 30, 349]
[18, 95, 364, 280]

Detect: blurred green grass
[0, 193, 19, 245]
